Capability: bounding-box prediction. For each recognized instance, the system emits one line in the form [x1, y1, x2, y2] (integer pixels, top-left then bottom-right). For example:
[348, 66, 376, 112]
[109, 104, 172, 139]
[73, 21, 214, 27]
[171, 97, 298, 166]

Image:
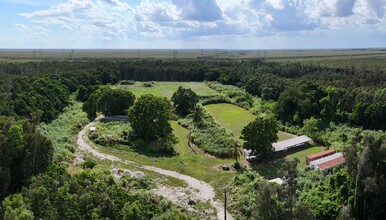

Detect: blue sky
[0, 0, 385, 49]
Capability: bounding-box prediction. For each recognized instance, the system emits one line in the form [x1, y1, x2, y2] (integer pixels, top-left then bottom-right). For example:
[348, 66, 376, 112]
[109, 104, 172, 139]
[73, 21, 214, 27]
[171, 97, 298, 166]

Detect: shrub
[119, 80, 135, 85]
[143, 82, 153, 87]
[205, 82, 254, 109]
[82, 158, 97, 169]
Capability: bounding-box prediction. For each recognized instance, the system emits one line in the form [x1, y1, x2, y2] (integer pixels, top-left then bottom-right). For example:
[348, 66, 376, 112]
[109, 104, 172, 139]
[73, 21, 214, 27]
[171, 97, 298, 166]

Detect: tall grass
[39, 100, 89, 162]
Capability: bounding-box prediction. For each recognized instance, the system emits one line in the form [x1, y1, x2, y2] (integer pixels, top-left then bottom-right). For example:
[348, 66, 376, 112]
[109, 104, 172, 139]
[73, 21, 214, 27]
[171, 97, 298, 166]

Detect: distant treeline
[1, 59, 385, 129]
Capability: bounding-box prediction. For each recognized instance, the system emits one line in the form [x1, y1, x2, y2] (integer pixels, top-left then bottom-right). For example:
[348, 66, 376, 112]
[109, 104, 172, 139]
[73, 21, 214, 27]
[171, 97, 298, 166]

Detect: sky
[0, 0, 385, 49]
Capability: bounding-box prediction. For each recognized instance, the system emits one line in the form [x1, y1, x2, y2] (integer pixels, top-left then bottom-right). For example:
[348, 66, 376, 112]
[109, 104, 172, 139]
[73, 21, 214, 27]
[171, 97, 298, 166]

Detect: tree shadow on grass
[131, 136, 178, 158]
[249, 158, 286, 179]
[270, 144, 314, 159]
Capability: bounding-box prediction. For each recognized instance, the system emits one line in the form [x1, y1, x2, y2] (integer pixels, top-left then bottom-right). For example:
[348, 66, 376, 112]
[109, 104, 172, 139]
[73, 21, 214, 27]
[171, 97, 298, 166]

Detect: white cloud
[172, 0, 223, 21]
[266, 0, 284, 10]
[12, 0, 386, 48]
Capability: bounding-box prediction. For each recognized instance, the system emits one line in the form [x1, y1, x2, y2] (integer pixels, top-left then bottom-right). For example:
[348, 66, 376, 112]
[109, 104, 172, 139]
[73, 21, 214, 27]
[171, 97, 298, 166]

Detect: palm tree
[232, 144, 243, 168]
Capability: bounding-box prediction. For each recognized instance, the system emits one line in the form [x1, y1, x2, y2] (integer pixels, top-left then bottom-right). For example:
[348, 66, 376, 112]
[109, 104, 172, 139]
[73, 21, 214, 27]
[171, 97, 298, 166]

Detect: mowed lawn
[204, 103, 293, 141]
[286, 146, 323, 170]
[114, 81, 218, 99]
[252, 146, 323, 179]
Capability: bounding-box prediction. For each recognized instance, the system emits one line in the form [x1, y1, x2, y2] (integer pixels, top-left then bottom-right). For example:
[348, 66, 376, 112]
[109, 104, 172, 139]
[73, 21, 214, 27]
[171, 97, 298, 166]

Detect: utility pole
[224, 188, 227, 220]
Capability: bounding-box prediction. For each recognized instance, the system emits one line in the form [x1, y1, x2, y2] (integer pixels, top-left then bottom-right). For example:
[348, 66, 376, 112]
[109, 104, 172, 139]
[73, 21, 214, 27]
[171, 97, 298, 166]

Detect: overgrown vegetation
[206, 82, 254, 109]
[178, 106, 237, 158]
[2, 167, 190, 220]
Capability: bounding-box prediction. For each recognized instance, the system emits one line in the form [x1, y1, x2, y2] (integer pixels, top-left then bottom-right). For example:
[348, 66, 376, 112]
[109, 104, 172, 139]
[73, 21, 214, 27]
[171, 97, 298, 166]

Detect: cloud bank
[8, 0, 386, 48]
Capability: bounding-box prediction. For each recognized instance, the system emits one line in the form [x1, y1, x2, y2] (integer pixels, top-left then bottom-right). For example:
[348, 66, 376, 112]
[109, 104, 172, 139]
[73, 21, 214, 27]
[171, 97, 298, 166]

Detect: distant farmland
[1, 48, 386, 61]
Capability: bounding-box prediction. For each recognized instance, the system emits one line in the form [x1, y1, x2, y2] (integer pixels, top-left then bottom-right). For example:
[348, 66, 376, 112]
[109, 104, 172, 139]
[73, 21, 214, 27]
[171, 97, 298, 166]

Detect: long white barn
[272, 135, 311, 152]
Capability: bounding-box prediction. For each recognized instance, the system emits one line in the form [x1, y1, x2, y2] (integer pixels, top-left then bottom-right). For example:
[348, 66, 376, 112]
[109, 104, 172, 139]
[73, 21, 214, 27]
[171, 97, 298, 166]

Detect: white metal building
[309, 153, 343, 170]
[272, 135, 311, 152]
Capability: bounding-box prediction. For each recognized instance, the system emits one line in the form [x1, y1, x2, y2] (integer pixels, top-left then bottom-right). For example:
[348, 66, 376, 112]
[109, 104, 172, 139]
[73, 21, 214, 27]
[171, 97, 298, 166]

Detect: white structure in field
[272, 135, 311, 152]
[268, 178, 284, 185]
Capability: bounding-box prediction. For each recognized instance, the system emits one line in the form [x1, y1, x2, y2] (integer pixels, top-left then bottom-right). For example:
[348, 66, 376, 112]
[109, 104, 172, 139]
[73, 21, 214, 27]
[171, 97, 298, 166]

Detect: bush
[119, 80, 135, 85]
[200, 95, 232, 105]
[82, 158, 97, 169]
[143, 82, 153, 87]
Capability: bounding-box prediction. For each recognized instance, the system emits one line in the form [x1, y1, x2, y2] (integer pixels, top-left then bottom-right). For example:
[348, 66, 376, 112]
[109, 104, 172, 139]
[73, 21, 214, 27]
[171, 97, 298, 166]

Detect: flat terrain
[1, 49, 386, 61]
[114, 81, 218, 99]
[204, 103, 293, 141]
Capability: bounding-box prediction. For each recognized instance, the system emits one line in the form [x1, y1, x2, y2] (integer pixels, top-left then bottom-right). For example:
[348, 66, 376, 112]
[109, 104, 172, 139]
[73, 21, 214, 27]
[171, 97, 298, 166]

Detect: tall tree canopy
[128, 94, 172, 140]
[0, 117, 53, 199]
[98, 89, 135, 115]
[171, 86, 199, 115]
[240, 116, 278, 158]
[82, 88, 135, 118]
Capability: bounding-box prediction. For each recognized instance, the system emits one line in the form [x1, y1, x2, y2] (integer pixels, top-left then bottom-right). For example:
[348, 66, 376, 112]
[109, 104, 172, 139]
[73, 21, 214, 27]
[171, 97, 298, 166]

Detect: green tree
[98, 89, 135, 115]
[171, 86, 199, 115]
[240, 116, 278, 158]
[128, 94, 172, 140]
[253, 181, 285, 220]
[0, 117, 52, 199]
[245, 77, 261, 96]
[301, 117, 321, 140]
[353, 135, 386, 220]
[3, 194, 34, 220]
[82, 92, 100, 119]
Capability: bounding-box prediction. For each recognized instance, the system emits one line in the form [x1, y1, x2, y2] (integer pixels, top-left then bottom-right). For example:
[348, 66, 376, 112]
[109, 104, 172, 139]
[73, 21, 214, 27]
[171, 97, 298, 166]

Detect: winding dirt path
[77, 117, 234, 220]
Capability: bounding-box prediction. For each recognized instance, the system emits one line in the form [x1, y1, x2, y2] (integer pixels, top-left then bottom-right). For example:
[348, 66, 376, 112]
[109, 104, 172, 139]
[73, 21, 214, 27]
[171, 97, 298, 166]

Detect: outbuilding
[268, 178, 284, 185]
[306, 149, 336, 165]
[272, 135, 311, 152]
[309, 152, 345, 171]
[316, 156, 345, 173]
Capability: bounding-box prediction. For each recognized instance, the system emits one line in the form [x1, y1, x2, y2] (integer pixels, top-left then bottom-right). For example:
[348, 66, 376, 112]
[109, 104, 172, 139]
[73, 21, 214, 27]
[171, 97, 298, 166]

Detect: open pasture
[114, 81, 218, 99]
[204, 103, 293, 141]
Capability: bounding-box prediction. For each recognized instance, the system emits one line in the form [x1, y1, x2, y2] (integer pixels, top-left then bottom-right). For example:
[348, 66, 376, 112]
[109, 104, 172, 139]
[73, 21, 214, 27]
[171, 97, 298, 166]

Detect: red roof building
[317, 156, 345, 172]
[306, 149, 336, 165]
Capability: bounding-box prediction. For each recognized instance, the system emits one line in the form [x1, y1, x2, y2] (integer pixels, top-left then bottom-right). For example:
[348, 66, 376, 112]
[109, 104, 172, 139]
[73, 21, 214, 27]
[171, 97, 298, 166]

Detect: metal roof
[309, 153, 343, 170]
[268, 178, 284, 185]
[307, 149, 336, 160]
[317, 156, 345, 171]
[272, 135, 311, 152]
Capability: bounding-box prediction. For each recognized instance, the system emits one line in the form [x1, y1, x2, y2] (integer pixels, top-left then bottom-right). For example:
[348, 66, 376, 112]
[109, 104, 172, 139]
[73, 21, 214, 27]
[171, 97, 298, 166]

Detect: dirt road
[77, 117, 234, 220]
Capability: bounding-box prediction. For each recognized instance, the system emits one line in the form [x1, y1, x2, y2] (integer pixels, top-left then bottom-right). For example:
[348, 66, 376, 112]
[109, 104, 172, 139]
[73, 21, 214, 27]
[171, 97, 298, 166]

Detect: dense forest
[0, 58, 385, 219]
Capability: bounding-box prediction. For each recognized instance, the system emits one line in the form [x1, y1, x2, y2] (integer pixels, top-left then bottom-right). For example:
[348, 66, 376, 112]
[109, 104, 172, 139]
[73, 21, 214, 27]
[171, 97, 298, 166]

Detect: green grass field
[204, 103, 293, 141]
[91, 121, 236, 196]
[251, 146, 323, 179]
[204, 103, 255, 140]
[286, 146, 323, 170]
[114, 81, 218, 99]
